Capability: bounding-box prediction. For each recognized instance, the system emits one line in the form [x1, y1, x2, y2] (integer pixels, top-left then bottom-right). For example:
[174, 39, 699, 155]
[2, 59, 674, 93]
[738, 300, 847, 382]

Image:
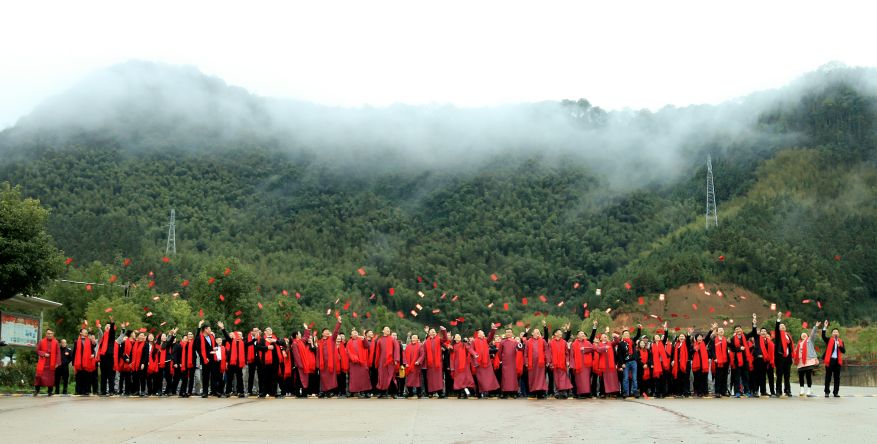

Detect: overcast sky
[1, 0, 874, 129]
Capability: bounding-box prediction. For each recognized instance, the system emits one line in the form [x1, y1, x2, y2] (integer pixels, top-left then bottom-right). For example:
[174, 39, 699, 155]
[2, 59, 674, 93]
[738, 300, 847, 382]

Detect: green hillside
[1, 62, 876, 342]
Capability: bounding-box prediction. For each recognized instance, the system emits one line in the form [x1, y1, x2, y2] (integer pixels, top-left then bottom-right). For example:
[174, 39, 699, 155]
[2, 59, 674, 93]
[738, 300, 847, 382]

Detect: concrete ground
[1, 387, 875, 443]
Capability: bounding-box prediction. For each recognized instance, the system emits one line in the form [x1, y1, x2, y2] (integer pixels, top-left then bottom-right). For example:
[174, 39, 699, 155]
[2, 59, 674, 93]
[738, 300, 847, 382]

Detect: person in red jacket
[345, 329, 371, 398]
[822, 320, 846, 397]
[336, 334, 349, 398]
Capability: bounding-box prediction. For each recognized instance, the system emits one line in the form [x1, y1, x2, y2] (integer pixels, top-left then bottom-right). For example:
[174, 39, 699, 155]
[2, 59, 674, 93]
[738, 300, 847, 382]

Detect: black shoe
[258, 394, 266, 398]
[833, 394, 840, 398]
[378, 394, 389, 399]
[201, 394, 208, 398]
[238, 394, 245, 398]
[825, 393, 829, 398]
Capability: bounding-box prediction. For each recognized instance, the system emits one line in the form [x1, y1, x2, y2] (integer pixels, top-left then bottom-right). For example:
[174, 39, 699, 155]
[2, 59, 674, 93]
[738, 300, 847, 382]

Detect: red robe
[35, 337, 60, 387]
[497, 338, 523, 392]
[570, 338, 594, 395]
[472, 330, 500, 392]
[346, 338, 371, 393]
[450, 342, 475, 390]
[291, 338, 315, 389]
[374, 335, 401, 390]
[594, 341, 620, 393]
[422, 334, 445, 393]
[317, 321, 342, 391]
[525, 337, 549, 392]
[549, 338, 572, 390]
[403, 342, 424, 388]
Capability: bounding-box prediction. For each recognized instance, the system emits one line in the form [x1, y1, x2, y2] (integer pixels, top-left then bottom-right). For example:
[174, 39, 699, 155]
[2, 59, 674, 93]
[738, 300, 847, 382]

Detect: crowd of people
[31, 312, 846, 400]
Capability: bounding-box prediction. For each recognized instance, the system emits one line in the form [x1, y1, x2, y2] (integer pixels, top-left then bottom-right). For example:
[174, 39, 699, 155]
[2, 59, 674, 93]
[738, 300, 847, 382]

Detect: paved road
[2, 387, 875, 443]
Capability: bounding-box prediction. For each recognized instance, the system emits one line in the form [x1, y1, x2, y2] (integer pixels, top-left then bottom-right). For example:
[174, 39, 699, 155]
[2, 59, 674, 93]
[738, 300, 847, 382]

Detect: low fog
[3, 60, 873, 187]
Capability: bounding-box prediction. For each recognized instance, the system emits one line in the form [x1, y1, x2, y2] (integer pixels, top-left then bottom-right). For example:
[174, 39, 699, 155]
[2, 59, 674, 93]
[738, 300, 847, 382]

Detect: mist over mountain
[2, 60, 876, 337]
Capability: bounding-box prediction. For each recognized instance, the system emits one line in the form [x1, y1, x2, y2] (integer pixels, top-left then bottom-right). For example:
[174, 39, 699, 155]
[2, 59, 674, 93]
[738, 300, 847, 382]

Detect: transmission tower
[706, 155, 718, 229]
[165, 208, 177, 255]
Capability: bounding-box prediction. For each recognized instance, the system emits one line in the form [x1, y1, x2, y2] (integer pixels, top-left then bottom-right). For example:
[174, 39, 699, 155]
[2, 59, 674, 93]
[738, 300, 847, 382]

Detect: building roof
[0, 294, 63, 311]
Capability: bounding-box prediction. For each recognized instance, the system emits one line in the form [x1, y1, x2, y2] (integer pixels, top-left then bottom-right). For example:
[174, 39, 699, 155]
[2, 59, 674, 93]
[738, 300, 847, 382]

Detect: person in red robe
[570, 326, 596, 398]
[374, 326, 401, 398]
[291, 325, 316, 397]
[497, 328, 523, 398]
[420, 326, 447, 398]
[34, 328, 61, 396]
[525, 327, 550, 398]
[346, 329, 372, 398]
[548, 329, 573, 398]
[403, 334, 424, 398]
[449, 334, 476, 398]
[593, 327, 620, 397]
[72, 327, 96, 396]
[317, 317, 343, 397]
[336, 334, 349, 398]
[471, 325, 500, 398]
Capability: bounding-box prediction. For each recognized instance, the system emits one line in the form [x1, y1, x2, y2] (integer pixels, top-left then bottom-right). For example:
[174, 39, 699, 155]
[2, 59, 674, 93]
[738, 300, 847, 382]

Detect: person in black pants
[255, 327, 286, 398]
[246, 328, 261, 396]
[774, 312, 794, 397]
[54, 339, 72, 395]
[196, 321, 219, 398]
[821, 320, 845, 397]
[218, 322, 246, 398]
[752, 325, 776, 397]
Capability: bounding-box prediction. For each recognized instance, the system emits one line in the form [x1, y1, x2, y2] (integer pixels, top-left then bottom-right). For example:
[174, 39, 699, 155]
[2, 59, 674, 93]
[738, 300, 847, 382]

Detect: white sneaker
[806, 388, 812, 396]
[799, 387, 805, 396]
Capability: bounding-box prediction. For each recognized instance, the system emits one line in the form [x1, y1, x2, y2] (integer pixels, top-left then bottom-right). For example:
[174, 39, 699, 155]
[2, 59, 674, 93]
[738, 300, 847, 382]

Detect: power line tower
[706, 155, 718, 229]
[165, 208, 177, 255]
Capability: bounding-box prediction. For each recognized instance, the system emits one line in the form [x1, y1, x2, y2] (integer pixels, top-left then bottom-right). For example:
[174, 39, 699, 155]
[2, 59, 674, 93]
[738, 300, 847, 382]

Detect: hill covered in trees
[1, 61, 875, 342]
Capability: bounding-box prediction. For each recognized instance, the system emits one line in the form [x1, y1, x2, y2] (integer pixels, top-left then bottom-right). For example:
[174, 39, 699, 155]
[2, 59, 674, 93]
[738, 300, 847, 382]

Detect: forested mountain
[1, 61, 876, 340]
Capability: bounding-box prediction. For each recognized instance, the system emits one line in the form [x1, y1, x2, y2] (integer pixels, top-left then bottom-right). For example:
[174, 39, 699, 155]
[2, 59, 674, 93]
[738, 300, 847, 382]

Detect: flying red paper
[817, 301, 823, 309]
[352, 312, 359, 318]
[452, 295, 459, 302]
[365, 312, 372, 319]
[181, 280, 189, 287]
[123, 258, 132, 267]
[718, 255, 725, 262]
[521, 297, 528, 305]
[109, 275, 117, 283]
[224, 267, 231, 276]
[417, 276, 423, 283]
[258, 302, 263, 310]
[834, 255, 842, 261]
[638, 297, 644, 305]
[104, 307, 113, 313]
[708, 307, 715, 313]
[357, 267, 366, 276]
[234, 318, 242, 325]
[584, 309, 590, 318]
[208, 277, 215, 285]
[692, 303, 698, 310]
[515, 321, 525, 327]
[389, 287, 395, 296]
[785, 311, 791, 318]
[573, 282, 580, 289]
[539, 295, 547, 303]
[802, 321, 809, 329]
[65, 257, 73, 265]
[234, 310, 242, 316]
[397, 311, 405, 318]
[432, 281, 438, 289]
[281, 289, 288, 296]
[456, 317, 465, 322]
[624, 282, 632, 290]
[802, 299, 811, 304]
[148, 281, 155, 289]
[296, 292, 302, 299]
[343, 301, 351, 310]
[162, 256, 170, 263]
[86, 284, 93, 292]
[198, 309, 204, 318]
[450, 321, 458, 326]
[490, 273, 499, 282]
[503, 303, 509, 311]
[219, 295, 225, 302]
[432, 309, 441, 314]
[139, 328, 147, 333]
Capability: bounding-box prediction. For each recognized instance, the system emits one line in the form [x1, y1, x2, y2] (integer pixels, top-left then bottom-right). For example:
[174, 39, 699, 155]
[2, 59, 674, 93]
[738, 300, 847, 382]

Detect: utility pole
[166, 208, 176, 255]
[706, 155, 718, 229]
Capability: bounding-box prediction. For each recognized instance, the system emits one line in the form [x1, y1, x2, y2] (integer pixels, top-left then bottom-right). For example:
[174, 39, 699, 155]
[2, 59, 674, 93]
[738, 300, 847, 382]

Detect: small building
[1, 295, 62, 362]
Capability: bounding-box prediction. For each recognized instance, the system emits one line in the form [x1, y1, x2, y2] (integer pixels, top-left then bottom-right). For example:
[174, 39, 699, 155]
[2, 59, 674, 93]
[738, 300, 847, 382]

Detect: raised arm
[331, 317, 342, 342]
[633, 325, 642, 342]
[486, 325, 496, 343]
[822, 320, 830, 343]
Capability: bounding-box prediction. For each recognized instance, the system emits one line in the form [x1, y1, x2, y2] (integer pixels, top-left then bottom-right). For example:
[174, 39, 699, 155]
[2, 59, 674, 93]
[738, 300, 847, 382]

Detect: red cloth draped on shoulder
[672, 340, 688, 378]
[404, 342, 422, 368]
[527, 337, 546, 368]
[181, 341, 195, 371]
[229, 335, 245, 367]
[824, 338, 843, 366]
[549, 338, 567, 369]
[758, 336, 775, 367]
[295, 339, 316, 373]
[423, 336, 442, 369]
[691, 341, 708, 372]
[338, 342, 349, 373]
[347, 338, 368, 365]
[35, 337, 60, 386]
[570, 339, 593, 373]
[74, 337, 96, 372]
[131, 341, 146, 371]
[713, 336, 728, 367]
[98, 329, 119, 371]
[452, 342, 470, 374]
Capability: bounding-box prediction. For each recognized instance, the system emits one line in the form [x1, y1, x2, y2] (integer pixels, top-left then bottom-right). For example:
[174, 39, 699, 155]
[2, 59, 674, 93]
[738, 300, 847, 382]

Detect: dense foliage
[1, 64, 876, 345]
